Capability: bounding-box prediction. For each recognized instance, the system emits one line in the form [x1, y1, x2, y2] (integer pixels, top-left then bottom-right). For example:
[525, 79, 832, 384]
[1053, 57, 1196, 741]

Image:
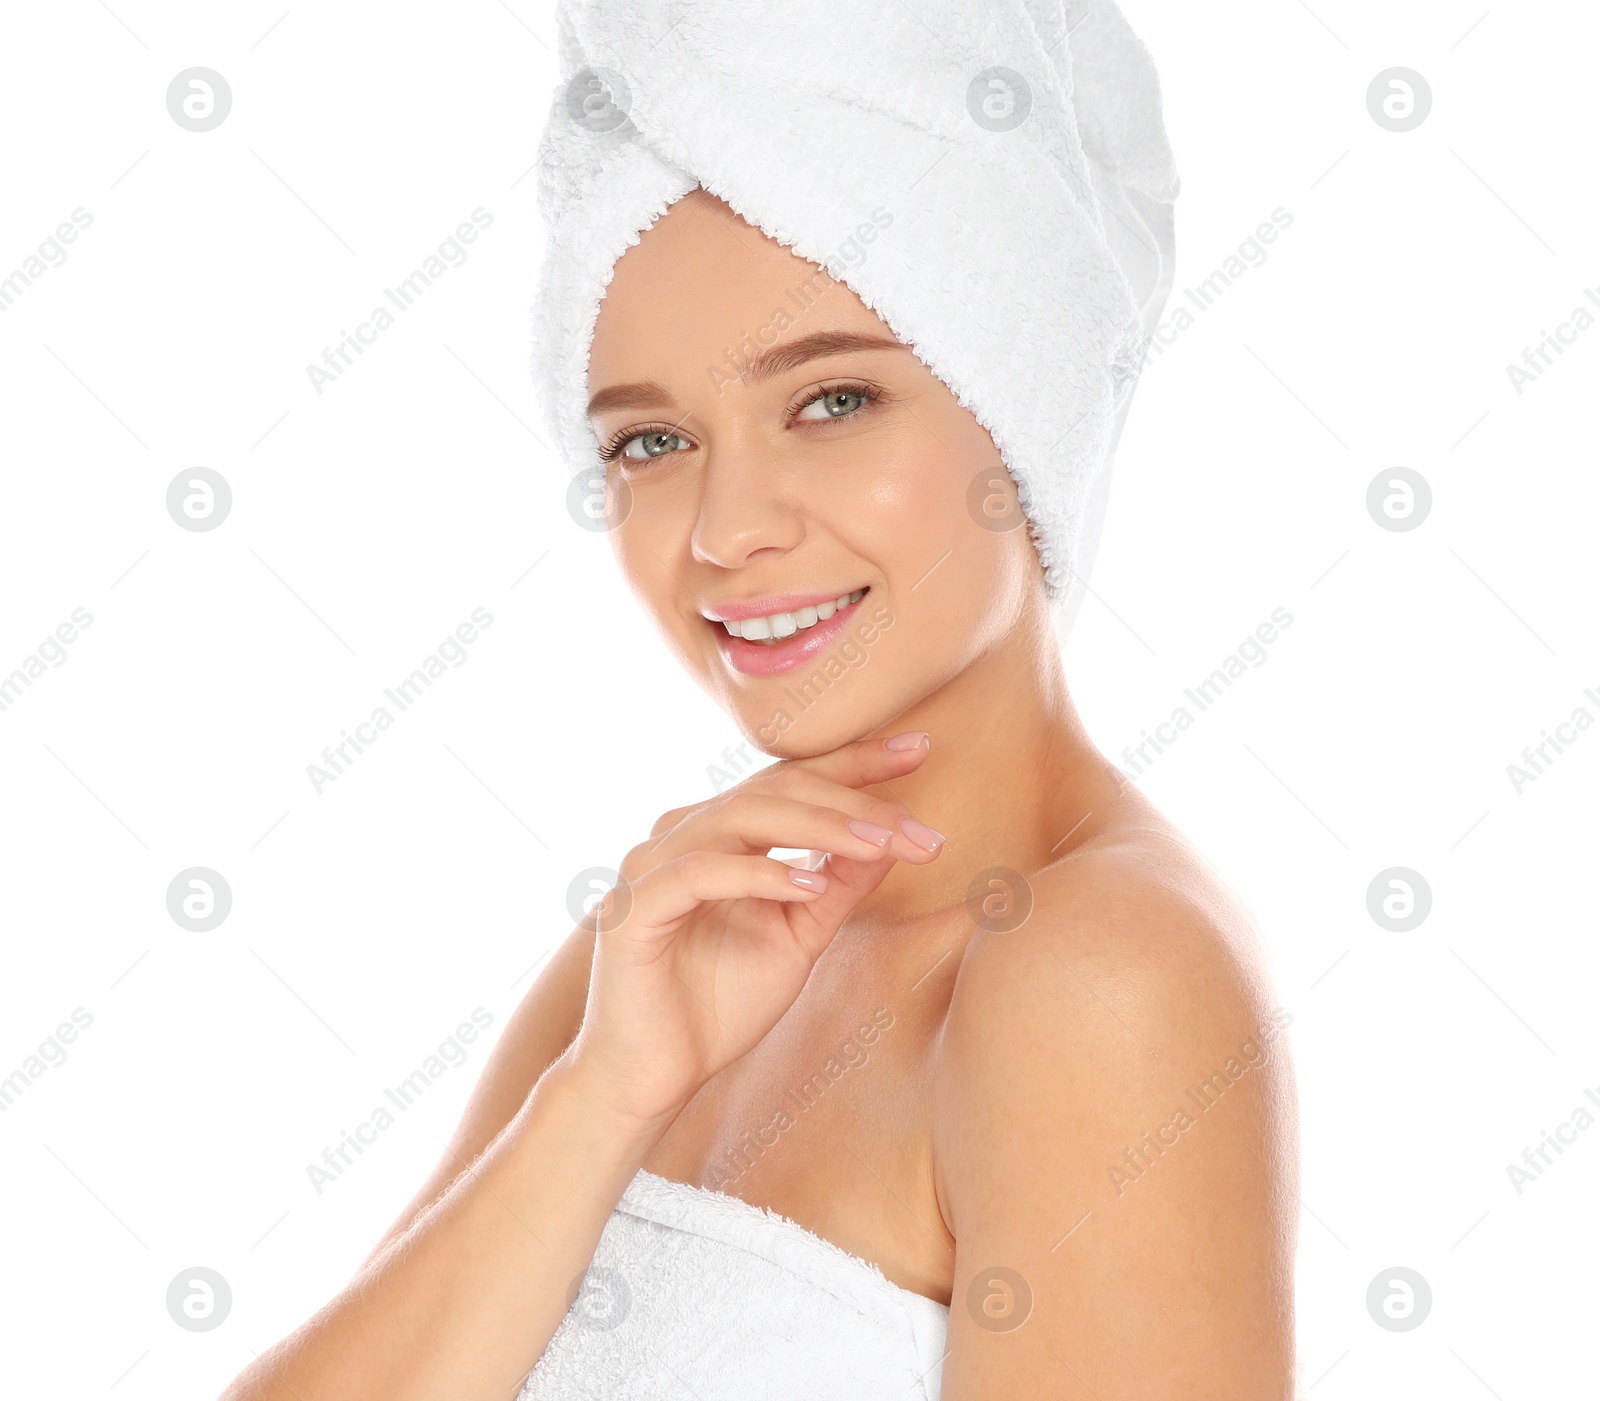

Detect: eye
[599, 426, 692, 464]
[790, 381, 882, 423]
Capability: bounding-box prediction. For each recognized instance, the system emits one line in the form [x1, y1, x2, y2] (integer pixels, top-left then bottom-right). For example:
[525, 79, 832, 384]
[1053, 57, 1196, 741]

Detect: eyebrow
[585, 329, 910, 417]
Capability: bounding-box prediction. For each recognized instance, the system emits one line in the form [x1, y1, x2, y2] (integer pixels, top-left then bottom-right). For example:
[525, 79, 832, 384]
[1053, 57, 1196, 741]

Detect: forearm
[222, 1052, 668, 1401]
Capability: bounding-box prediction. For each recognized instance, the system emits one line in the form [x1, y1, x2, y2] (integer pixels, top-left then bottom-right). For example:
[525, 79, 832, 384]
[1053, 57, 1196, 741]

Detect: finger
[781, 728, 933, 790]
[779, 851, 899, 960]
[647, 792, 944, 868]
[624, 850, 828, 932]
[749, 768, 946, 864]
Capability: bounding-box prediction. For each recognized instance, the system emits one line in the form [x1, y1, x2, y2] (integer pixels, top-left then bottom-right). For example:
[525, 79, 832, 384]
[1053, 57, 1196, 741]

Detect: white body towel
[517, 1169, 950, 1399]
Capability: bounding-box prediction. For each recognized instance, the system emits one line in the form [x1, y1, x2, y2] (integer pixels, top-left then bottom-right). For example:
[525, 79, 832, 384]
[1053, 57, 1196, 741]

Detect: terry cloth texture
[530, 0, 1179, 636]
[517, 1168, 950, 1399]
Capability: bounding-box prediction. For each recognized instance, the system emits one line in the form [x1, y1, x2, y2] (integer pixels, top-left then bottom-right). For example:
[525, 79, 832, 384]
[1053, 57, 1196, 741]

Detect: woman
[223, 2, 1298, 1397]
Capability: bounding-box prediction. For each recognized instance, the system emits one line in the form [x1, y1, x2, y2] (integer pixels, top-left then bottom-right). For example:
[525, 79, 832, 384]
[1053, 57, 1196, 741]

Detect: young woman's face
[586, 189, 1045, 757]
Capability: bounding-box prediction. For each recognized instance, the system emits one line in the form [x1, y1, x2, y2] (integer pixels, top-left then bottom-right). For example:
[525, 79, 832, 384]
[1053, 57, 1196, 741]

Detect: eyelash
[597, 379, 885, 464]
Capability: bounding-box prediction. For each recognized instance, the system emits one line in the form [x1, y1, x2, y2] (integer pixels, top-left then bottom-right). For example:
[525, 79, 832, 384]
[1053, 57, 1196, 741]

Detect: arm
[931, 853, 1299, 1399]
[220, 731, 945, 1401]
[224, 1042, 669, 1401]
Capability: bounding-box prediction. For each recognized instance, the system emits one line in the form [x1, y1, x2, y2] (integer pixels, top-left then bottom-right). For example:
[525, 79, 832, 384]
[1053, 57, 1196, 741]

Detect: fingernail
[885, 731, 929, 751]
[789, 869, 828, 891]
[900, 817, 944, 851]
[847, 819, 895, 847]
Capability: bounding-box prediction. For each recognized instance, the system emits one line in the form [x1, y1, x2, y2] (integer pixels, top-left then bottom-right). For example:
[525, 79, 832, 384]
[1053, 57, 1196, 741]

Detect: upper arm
[360, 923, 596, 1268]
[931, 857, 1299, 1399]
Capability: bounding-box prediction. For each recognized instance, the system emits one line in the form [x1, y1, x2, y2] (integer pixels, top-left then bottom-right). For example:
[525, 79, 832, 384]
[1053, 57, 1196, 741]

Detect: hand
[565, 731, 943, 1127]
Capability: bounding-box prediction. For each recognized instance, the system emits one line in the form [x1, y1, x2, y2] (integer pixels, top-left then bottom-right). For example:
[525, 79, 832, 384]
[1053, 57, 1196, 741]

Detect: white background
[1, 1, 1595, 1396]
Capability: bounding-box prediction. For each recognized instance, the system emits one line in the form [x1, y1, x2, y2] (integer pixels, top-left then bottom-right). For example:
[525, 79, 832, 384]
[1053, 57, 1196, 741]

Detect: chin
[721, 684, 907, 763]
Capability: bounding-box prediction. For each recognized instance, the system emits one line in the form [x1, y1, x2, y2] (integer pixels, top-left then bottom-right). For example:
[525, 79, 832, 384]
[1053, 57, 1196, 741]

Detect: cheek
[838, 433, 975, 561]
[843, 427, 1022, 589]
[610, 499, 680, 621]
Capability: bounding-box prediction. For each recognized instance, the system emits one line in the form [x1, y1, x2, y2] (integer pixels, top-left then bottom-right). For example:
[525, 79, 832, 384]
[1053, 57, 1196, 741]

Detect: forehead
[588, 189, 891, 381]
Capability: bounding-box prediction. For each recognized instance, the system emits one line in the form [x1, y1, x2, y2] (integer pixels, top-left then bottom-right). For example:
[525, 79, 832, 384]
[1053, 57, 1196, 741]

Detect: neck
[846, 594, 1129, 923]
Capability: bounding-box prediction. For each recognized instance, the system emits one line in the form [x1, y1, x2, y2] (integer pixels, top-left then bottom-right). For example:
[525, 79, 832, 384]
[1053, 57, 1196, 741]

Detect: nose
[689, 441, 805, 570]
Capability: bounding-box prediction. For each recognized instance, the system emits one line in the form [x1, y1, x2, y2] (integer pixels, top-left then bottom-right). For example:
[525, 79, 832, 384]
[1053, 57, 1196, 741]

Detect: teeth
[723, 588, 865, 643]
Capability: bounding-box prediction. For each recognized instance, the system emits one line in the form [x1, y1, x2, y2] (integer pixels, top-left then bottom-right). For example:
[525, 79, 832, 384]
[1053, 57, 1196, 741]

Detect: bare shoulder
[930, 810, 1299, 1394]
[936, 811, 1289, 1074]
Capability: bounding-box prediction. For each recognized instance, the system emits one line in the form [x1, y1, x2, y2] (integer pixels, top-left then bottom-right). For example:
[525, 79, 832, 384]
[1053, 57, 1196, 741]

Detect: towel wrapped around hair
[530, 0, 1180, 634]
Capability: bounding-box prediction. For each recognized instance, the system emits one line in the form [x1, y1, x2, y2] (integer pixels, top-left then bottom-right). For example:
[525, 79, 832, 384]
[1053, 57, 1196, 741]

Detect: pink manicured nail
[885, 731, 929, 751]
[847, 819, 895, 847]
[789, 869, 828, 891]
[900, 817, 944, 851]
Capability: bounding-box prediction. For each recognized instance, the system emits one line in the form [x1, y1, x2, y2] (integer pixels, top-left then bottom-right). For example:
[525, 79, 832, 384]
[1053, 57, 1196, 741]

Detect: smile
[719, 589, 868, 644]
[705, 586, 874, 678]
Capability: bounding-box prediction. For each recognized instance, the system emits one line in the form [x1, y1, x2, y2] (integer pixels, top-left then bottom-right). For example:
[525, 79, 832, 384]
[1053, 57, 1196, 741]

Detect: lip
[703, 587, 869, 624]
[710, 588, 872, 677]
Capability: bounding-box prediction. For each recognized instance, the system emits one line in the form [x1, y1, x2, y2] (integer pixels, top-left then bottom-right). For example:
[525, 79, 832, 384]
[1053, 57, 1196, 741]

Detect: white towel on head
[530, 0, 1179, 637]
